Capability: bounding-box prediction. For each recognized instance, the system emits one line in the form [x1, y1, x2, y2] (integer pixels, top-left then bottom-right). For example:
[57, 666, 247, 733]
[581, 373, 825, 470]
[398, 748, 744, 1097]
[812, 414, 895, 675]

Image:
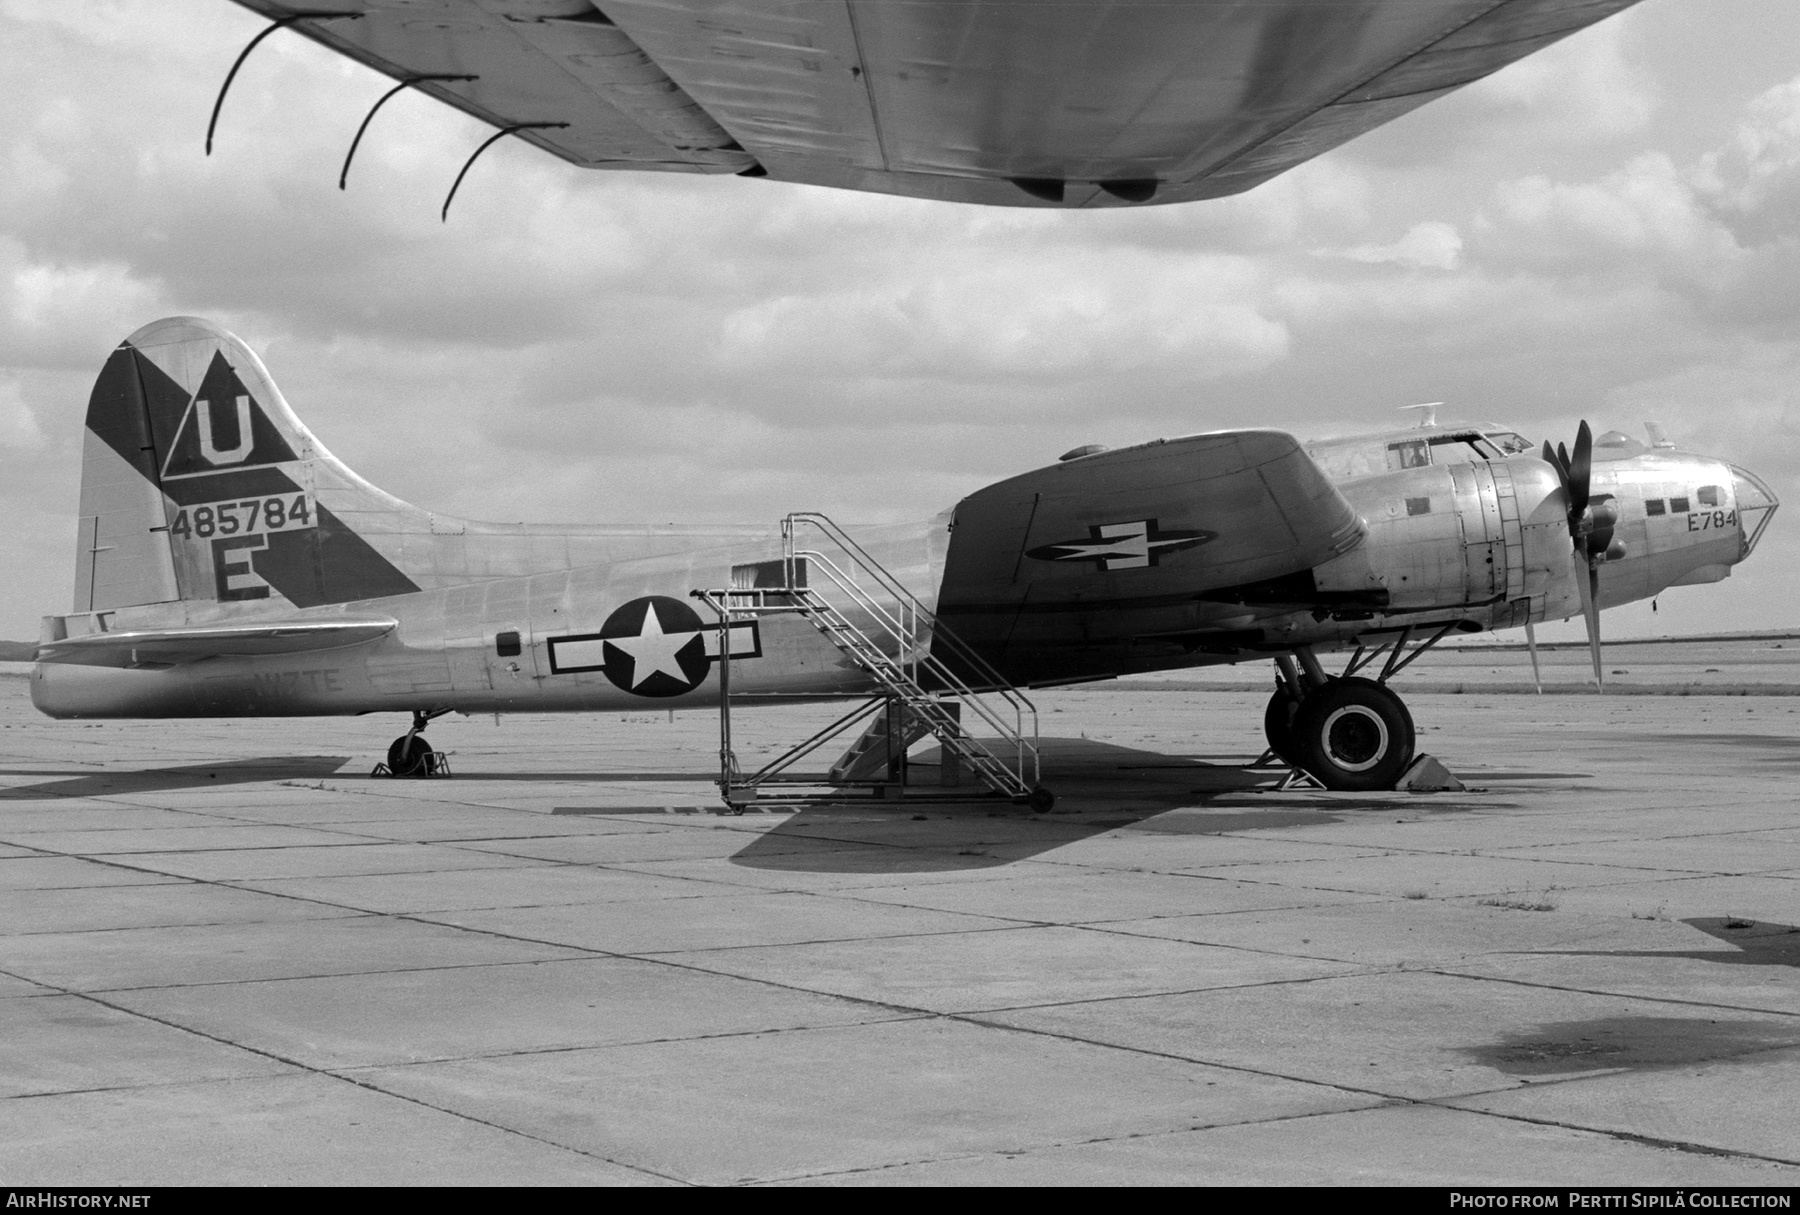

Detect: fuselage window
[1670, 496, 1690, 513]
[1646, 499, 1666, 516]
[1405, 496, 1432, 516]
[495, 631, 522, 657]
[1697, 486, 1722, 507]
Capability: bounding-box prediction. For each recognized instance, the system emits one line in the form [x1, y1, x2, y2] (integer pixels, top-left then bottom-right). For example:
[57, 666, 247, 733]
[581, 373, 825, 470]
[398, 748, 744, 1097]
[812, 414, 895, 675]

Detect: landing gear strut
[381, 709, 451, 778]
[1262, 626, 1454, 791]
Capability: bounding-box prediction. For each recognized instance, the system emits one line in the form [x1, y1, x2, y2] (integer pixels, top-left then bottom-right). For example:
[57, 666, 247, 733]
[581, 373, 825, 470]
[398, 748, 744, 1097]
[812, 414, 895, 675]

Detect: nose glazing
[1730, 464, 1779, 559]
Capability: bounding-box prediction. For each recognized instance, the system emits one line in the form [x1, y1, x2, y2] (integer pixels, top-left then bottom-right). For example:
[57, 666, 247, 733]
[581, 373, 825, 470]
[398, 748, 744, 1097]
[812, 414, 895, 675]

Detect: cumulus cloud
[0, 378, 46, 450]
[1694, 76, 1800, 244]
[1482, 154, 1742, 289]
[1329, 221, 1463, 271]
[1459, 17, 1658, 146]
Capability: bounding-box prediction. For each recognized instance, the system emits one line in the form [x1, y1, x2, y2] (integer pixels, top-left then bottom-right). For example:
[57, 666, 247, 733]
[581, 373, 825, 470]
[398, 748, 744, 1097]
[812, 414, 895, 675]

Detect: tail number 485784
[170, 494, 314, 539]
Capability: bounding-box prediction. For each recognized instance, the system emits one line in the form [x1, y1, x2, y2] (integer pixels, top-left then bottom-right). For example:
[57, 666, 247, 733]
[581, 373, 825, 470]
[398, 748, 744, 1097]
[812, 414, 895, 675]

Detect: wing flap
[36, 619, 397, 669]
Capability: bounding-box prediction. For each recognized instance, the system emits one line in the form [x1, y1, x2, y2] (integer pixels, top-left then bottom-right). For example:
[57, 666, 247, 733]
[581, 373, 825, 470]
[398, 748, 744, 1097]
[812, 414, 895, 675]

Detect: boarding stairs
[694, 512, 1046, 813]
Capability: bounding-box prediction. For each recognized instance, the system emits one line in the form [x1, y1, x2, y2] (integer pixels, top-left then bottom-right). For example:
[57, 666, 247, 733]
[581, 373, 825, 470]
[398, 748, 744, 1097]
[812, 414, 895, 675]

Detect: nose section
[1730, 464, 1779, 559]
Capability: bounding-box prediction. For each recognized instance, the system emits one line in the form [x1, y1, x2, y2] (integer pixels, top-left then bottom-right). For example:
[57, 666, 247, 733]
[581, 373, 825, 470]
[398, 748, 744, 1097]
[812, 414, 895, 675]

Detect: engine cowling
[1313, 456, 1574, 620]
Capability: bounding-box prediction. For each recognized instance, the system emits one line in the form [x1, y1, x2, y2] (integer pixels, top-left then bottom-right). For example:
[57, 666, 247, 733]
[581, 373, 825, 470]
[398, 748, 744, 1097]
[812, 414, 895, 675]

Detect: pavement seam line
[5, 976, 694, 1185]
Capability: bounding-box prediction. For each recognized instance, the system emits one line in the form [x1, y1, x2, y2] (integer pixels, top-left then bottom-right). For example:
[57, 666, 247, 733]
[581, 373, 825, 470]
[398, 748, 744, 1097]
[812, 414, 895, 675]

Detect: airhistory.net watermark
[5, 1196, 150, 1209]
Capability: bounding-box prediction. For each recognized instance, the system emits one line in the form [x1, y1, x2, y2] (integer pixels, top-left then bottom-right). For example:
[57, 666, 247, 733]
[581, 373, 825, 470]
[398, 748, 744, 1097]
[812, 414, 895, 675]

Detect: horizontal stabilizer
[36, 619, 396, 670]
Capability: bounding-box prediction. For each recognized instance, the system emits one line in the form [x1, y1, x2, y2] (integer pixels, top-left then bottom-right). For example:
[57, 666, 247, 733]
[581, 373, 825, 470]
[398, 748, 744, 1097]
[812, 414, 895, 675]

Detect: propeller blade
[1541, 440, 1566, 484]
[1524, 617, 1543, 694]
[1575, 553, 1604, 690]
[1557, 441, 1570, 473]
[1568, 420, 1593, 517]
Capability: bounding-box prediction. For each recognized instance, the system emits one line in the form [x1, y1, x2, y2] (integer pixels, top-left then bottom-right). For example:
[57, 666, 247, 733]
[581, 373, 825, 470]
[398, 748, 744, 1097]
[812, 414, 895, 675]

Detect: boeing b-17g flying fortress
[25, 0, 1781, 806]
[34, 317, 1778, 804]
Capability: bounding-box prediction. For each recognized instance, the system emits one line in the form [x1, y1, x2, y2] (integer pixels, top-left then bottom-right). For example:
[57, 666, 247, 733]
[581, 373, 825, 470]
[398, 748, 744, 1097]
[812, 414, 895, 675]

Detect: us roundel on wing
[599, 596, 711, 697]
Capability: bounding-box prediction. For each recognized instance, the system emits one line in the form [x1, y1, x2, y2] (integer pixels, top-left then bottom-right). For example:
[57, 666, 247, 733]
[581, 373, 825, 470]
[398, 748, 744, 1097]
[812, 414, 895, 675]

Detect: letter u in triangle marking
[197, 394, 254, 465]
[160, 352, 299, 479]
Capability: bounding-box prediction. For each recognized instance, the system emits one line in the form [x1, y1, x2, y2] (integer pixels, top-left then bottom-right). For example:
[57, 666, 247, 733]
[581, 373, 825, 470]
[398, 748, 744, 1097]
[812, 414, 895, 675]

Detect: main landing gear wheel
[1026, 786, 1056, 813]
[1289, 677, 1415, 792]
[386, 733, 437, 778]
[1262, 687, 1302, 766]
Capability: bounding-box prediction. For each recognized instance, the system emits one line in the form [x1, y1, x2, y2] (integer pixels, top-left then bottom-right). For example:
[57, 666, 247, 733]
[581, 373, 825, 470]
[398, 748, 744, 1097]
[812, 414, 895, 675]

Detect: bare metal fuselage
[31, 443, 1771, 720]
[32, 520, 941, 718]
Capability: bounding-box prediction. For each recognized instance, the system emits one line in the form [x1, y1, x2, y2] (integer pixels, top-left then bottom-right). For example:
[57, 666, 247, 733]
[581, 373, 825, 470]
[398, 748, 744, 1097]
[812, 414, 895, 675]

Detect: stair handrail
[782, 513, 1038, 786]
[794, 552, 1027, 766]
[784, 513, 1022, 694]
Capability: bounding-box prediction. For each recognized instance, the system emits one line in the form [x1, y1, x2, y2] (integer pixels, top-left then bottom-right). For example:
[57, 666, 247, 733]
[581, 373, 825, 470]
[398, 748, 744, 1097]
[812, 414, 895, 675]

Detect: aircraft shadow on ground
[0, 756, 351, 801]
[1534, 917, 1800, 970]
[728, 736, 1447, 874]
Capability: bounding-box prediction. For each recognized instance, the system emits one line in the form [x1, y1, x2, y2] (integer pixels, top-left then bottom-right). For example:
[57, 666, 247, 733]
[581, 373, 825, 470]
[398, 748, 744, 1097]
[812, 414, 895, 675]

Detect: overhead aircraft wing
[36, 619, 397, 669]
[935, 431, 1365, 677]
[228, 0, 1643, 208]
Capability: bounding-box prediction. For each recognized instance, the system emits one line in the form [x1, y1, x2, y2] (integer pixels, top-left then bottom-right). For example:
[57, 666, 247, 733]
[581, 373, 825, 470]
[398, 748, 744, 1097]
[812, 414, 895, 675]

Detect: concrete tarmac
[1, 664, 1797, 1186]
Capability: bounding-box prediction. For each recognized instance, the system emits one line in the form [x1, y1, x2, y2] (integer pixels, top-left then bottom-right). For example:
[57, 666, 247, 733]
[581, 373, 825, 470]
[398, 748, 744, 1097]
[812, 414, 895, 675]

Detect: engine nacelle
[1313, 457, 1574, 621]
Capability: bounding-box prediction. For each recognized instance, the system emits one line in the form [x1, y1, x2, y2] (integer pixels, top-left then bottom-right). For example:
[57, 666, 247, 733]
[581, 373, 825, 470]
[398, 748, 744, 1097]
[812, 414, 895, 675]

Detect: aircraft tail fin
[72, 317, 422, 615]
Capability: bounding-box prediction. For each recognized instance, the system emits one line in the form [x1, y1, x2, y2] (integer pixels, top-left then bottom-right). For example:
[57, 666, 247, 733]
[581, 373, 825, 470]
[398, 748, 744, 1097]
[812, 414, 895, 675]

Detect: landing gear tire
[1262, 687, 1302, 765]
[1289, 677, 1414, 792]
[387, 734, 437, 778]
[1026, 786, 1056, 813]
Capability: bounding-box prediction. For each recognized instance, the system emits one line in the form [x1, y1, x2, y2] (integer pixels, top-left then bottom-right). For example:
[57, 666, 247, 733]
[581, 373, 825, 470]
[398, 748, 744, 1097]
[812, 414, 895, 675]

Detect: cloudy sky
[3, 0, 1798, 646]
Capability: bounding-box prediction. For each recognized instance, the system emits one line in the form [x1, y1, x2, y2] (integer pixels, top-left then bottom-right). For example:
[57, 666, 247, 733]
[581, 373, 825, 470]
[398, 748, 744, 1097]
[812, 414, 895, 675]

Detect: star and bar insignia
[546, 595, 762, 698]
[1025, 518, 1215, 571]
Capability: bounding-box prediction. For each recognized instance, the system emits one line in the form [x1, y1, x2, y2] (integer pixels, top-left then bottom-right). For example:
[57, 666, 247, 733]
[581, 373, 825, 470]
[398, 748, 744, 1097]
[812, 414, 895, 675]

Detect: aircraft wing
[35, 619, 397, 669]
[935, 430, 1365, 676]
[229, 0, 1643, 208]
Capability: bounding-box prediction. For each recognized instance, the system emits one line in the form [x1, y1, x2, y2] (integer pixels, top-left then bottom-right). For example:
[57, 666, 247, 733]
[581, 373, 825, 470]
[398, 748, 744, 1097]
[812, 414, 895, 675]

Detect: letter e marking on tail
[214, 534, 271, 601]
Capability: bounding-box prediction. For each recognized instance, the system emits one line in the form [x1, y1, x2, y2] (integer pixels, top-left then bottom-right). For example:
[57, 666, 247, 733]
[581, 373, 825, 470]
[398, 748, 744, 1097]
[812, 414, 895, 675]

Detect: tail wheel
[387, 734, 437, 778]
[1262, 687, 1302, 765]
[1290, 677, 1414, 792]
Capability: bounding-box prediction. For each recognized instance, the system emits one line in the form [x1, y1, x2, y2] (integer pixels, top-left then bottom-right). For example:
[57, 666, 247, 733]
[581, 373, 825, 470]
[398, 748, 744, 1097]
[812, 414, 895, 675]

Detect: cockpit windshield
[1430, 435, 1498, 462]
[1484, 431, 1534, 456]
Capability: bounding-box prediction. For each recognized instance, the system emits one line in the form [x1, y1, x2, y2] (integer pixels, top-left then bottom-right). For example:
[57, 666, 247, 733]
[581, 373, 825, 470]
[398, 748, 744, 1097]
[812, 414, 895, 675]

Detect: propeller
[1540, 421, 1626, 688]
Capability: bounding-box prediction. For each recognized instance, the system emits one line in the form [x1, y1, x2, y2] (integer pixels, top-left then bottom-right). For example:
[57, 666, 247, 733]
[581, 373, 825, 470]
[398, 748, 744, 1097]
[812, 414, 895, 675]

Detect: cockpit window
[1388, 440, 1430, 469]
[1485, 431, 1534, 455]
[1388, 434, 1505, 469]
